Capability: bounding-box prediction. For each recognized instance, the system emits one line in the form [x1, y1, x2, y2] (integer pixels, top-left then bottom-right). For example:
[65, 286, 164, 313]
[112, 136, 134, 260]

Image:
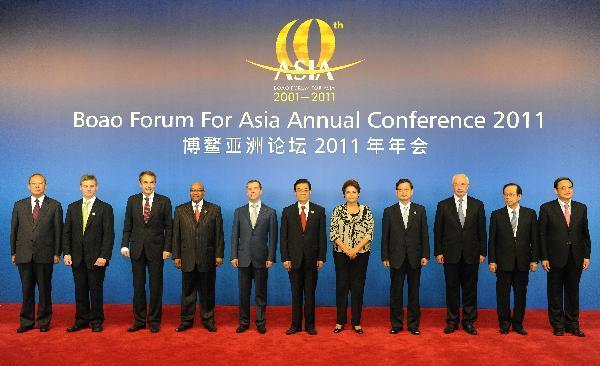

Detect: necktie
[82, 200, 90, 233]
[510, 209, 517, 236]
[143, 197, 151, 224]
[300, 205, 307, 232]
[402, 206, 409, 229]
[251, 204, 258, 229]
[32, 199, 40, 223]
[194, 204, 200, 222]
[458, 198, 465, 227]
[564, 203, 571, 226]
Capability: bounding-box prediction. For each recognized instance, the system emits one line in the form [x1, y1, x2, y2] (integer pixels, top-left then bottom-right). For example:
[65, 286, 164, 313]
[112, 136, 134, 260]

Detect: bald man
[434, 174, 487, 335]
[172, 182, 224, 332]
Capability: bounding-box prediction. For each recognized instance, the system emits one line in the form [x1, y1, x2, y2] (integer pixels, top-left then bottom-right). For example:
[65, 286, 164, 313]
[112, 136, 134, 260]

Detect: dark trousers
[238, 264, 268, 327]
[334, 251, 370, 326]
[131, 249, 164, 327]
[180, 266, 216, 327]
[289, 258, 318, 330]
[443, 255, 478, 327]
[547, 248, 582, 330]
[390, 260, 421, 330]
[72, 262, 106, 327]
[496, 267, 529, 330]
[17, 262, 53, 328]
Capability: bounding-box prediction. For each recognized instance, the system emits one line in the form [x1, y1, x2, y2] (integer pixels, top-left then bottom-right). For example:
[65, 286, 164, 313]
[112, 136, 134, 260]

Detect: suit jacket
[231, 203, 278, 268]
[121, 193, 173, 261]
[381, 202, 430, 269]
[62, 198, 115, 269]
[172, 200, 225, 272]
[10, 196, 63, 264]
[434, 196, 487, 264]
[280, 202, 327, 268]
[488, 206, 538, 271]
[539, 200, 591, 269]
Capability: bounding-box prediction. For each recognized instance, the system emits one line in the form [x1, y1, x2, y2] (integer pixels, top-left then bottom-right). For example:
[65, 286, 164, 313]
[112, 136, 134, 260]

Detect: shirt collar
[192, 199, 204, 209]
[398, 201, 411, 210]
[143, 192, 155, 201]
[454, 194, 467, 203]
[31, 195, 45, 205]
[249, 200, 261, 210]
[506, 205, 520, 214]
[83, 196, 96, 205]
[298, 201, 310, 212]
[558, 199, 571, 208]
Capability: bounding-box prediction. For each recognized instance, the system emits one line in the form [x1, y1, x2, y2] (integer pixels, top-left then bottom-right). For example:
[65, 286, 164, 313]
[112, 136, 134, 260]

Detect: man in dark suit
[434, 173, 486, 335]
[231, 179, 278, 334]
[172, 181, 224, 332]
[63, 174, 115, 332]
[488, 183, 538, 335]
[10, 173, 63, 333]
[280, 178, 327, 336]
[540, 177, 591, 337]
[121, 171, 173, 333]
[381, 178, 429, 335]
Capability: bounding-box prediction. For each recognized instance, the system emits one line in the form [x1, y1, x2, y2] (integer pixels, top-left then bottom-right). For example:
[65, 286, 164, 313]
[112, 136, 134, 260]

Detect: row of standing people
[10, 172, 590, 337]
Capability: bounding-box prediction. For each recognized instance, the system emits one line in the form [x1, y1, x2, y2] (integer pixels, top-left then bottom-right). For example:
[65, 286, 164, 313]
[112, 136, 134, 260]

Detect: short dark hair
[554, 177, 573, 189]
[342, 179, 361, 194]
[294, 178, 312, 191]
[29, 173, 46, 184]
[80, 174, 98, 185]
[139, 171, 156, 182]
[395, 178, 413, 190]
[503, 182, 522, 195]
[247, 179, 262, 189]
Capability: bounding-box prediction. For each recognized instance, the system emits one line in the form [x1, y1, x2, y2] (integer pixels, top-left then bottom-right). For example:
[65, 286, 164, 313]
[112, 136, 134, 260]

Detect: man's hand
[53, 256, 59, 264]
[11, 255, 15, 265]
[94, 258, 107, 267]
[382, 260, 390, 267]
[583, 258, 590, 271]
[174, 258, 182, 269]
[266, 260, 274, 269]
[231, 259, 238, 268]
[489, 263, 497, 273]
[215, 258, 223, 267]
[479, 255, 486, 264]
[162, 251, 171, 260]
[542, 260, 550, 272]
[63, 255, 72, 265]
[283, 261, 291, 271]
[436, 254, 444, 264]
[121, 248, 130, 257]
[316, 260, 324, 270]
[421, 258, 429, 266]
[530, 262, 538, 272]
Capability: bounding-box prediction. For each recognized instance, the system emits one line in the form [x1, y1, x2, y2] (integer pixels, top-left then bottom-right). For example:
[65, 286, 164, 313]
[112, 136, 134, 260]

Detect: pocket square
[92, 212, 96, 216]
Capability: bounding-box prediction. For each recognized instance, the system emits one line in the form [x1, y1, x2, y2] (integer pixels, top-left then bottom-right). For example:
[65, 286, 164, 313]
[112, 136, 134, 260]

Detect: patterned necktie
[143, 197, 151, 224]
[194, 204, 200, 222]
[82, 200, 90, 232]
[402, 206, 409, 229]
[32, 199, 40, 223]
[458, 198, 465, 227]
[300, 205, 307, 232]
[564, 202, 571, 226]
[251, 204, 258, 229]
[510, 209, 517, 236]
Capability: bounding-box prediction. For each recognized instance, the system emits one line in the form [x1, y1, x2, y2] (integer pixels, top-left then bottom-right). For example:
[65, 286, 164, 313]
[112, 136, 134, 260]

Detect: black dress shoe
[353, 326, 364, 334]
[39, 325, 50, 332]
[389, 327, 402, 334]
[175, 324, 193, 332]
[333, 325, 344, 333]
[205, 324, 217, 332]
[553, 328, 565, 336]
[127, 324, 146, 332]
[150, 326, 160, 333]
[463, 324, 478, 335]
[67, 324, 89, 332]
[92, 325, 103, 332]
[499, 328, 510, 334]
[408, 328, 421, 335]
[513, 328, 528, 336]
[443, 325, 458, 334]
[257, 325, 267, 334]
[16, 325, 34, 333]
[566, 328, 585, 337]
[306, 328, 317, 336]
[285, 327, 300, 335]
[236, 325, 249, 333]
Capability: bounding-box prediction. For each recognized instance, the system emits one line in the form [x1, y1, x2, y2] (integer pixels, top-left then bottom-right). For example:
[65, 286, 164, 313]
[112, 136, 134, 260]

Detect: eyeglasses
[190, 189, 205, 192]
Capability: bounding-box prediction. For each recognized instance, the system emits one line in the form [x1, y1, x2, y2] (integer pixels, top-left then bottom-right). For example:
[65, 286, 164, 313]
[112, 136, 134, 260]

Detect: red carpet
[0, 304, 598, 365]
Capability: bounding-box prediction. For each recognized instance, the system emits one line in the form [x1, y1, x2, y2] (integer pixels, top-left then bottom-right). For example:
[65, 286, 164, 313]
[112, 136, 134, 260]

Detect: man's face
[139, 174, 156, 196]
[80, 179, 98, 200]
[503, 185, 521, 208]
[28, 175, 46, 197]
[452, 175, 469, 198]
[294, 182, 311, 204]
[554, 179, 573, 201]
[246, 182, 262, 202]
[189, 182, 205, 203]
[395, 182, 413, 203]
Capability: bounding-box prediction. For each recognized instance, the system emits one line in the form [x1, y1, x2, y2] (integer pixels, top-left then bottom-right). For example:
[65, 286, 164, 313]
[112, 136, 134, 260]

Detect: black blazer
[539, 200, 591, 269]
[121, 193, 173, 261]
[63, 198, 115, 269]
[231, 203, 278, 268]
[434, 196, 487, 264]
[172, 201, 225, 272]
[10, 196, 63, 264]
[280, 202, 327, 268]
[381, 202, 430, 269]
[488, 206, 538, 271]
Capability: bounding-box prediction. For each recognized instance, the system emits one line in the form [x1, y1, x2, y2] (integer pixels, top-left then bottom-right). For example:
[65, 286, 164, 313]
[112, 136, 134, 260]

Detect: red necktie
[32, 199, 40, 223]
[194, 204, 200, 222]
[300, 205, 307, 232]
[143, 197, 151, 224]
[564, 203, 571, 226]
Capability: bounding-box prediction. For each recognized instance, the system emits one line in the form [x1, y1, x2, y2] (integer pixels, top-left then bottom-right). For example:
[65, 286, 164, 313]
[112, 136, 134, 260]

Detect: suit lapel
[552, 200, 569, 229]
[33, 198, 50, 229]
[241, 204, 252, 228]
[503, 208, 513, 235]
[85, 199, 98, 233]
[449, 198, 461, 226]
[199, 202, 210, 225]
[405, 205, 416, 232]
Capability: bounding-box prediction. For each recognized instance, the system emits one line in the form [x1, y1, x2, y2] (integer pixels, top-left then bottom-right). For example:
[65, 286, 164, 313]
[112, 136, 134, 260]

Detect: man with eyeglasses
[539, 177, 591, 337]
[488, 183, 538, 335]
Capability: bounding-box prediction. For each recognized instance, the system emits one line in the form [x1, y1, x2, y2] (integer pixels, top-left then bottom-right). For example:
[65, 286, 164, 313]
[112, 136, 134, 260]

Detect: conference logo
[247, 18, 364, 81]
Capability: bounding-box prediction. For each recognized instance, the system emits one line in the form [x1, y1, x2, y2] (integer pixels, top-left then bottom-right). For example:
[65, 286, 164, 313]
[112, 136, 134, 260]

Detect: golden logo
[247, 18, 364, 80]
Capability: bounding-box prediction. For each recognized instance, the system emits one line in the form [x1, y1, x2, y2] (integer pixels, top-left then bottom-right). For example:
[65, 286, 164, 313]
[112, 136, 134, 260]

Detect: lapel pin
[310, 211, 314, 214]
[92, 212, 96, 216]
